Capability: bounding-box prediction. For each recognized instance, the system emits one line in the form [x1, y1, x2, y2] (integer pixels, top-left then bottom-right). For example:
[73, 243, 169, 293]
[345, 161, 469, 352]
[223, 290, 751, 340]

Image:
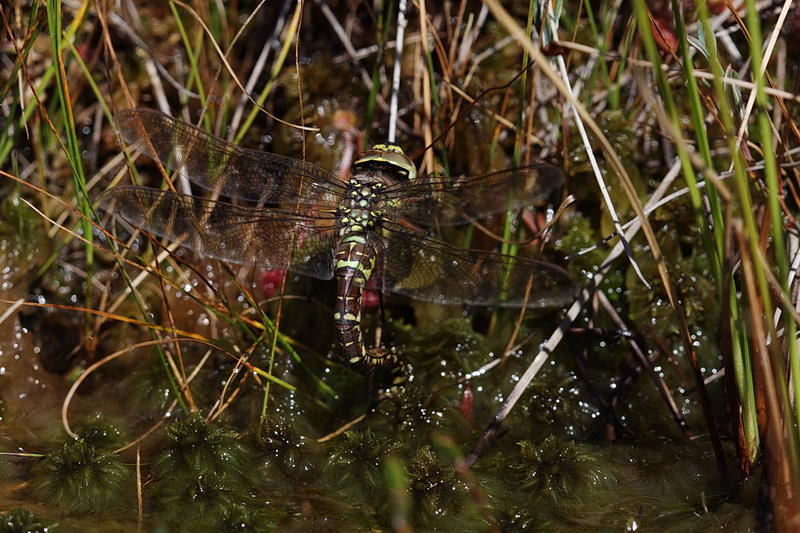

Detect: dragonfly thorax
[339, 180, 384, 235]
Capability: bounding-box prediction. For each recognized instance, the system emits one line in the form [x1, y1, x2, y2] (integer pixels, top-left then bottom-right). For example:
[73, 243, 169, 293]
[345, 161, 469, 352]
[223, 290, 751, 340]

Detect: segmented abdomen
[333, 233, 377, 373]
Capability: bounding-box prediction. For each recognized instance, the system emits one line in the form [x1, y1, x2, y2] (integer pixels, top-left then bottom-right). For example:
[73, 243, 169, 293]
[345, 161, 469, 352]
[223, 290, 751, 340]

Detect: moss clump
[369, 383, 469, 447]
[153, 469, 247, 528]
[0, 508, 57, 533]
[154, 413, 249, 480]
[31, 439, 130, 514]
[204, 503, 282, 531]
[322, 429, 399, 502]
[512, 435, 610, 502]
[515, 370, 601, 440]
[401, 317, 489, 375]
[72, 413, 127, 450]
[151, 413, 252, 523]
[405, 446, 479, 530]
[251, 415, 321, 484]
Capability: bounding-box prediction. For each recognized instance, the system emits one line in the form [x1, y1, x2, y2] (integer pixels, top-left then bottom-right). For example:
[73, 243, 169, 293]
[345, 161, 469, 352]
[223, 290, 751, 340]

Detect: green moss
[205, 503, 281, 531]
[514, 370, 601, 440]
[153, 469, 247, 526]
[512, 436, 610, 502]
[121, 354, 176, 410]
[369, 383, 471, 447]
[322, 429, 399, 502]
[627, 245, 719, 339]
[151, 413, 252, 523]
[154, 413, 248, 477]
[31, 439, 131, 514]
[405, 446, 481, 530]
[402, 317, 490, 378]
[0, 508, 57, 533]
[71, 413, 127, 450]
[250, 415, 321, 484]
[491, 502, 546, 531]
[557, 215, 626, 311]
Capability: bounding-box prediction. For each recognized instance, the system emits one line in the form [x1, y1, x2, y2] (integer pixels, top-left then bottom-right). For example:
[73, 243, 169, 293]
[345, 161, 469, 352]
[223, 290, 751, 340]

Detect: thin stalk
[387, 0, 407, 143]
[697, 2, 760, 466]
[672, 0, 723, 284]
[45, 0, 95, 347]
[169, 1, 209, 125]
[744, 0, 800, 511]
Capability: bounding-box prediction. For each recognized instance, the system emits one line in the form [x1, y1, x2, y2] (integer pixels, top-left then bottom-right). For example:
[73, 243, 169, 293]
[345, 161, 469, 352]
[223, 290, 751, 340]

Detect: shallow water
[0, 244, 754, 530]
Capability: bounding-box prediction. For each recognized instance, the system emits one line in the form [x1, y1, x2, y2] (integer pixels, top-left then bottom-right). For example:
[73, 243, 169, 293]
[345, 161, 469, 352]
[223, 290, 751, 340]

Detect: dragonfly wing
[101, 187, 338, 280]
[115, 109, 347, 206]
[373, 221, 577, 308]
[381, 164, 565, 226]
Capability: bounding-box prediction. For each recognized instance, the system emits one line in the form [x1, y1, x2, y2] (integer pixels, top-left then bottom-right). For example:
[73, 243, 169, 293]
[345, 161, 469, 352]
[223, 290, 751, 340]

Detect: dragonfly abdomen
[333, 233, 376, 370]
[333, 233, 402, 382]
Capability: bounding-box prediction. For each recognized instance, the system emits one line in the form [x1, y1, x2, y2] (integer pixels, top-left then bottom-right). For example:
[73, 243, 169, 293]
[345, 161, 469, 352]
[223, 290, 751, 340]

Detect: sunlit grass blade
[45, 0, 93, 263]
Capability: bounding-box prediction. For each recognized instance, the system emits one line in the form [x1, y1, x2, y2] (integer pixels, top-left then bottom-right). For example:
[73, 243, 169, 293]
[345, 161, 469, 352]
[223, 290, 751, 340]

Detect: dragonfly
[101, 109, 578, 387]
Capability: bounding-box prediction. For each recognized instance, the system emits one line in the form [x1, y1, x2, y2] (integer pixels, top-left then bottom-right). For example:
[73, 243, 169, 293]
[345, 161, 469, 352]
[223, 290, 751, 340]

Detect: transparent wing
[379, 163, 565, 226]
[101, 186, 339, 280]
[115, 109, 347, 206]
[373, 221, 577, 308]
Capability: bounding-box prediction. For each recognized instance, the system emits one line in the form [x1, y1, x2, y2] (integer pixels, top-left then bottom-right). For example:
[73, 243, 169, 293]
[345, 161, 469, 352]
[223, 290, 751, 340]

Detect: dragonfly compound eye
[353, 144, 417, 181]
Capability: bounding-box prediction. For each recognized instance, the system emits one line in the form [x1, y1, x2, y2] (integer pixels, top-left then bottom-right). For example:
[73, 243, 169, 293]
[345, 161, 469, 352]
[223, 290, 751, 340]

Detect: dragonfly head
[353, 144, 417, 181]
